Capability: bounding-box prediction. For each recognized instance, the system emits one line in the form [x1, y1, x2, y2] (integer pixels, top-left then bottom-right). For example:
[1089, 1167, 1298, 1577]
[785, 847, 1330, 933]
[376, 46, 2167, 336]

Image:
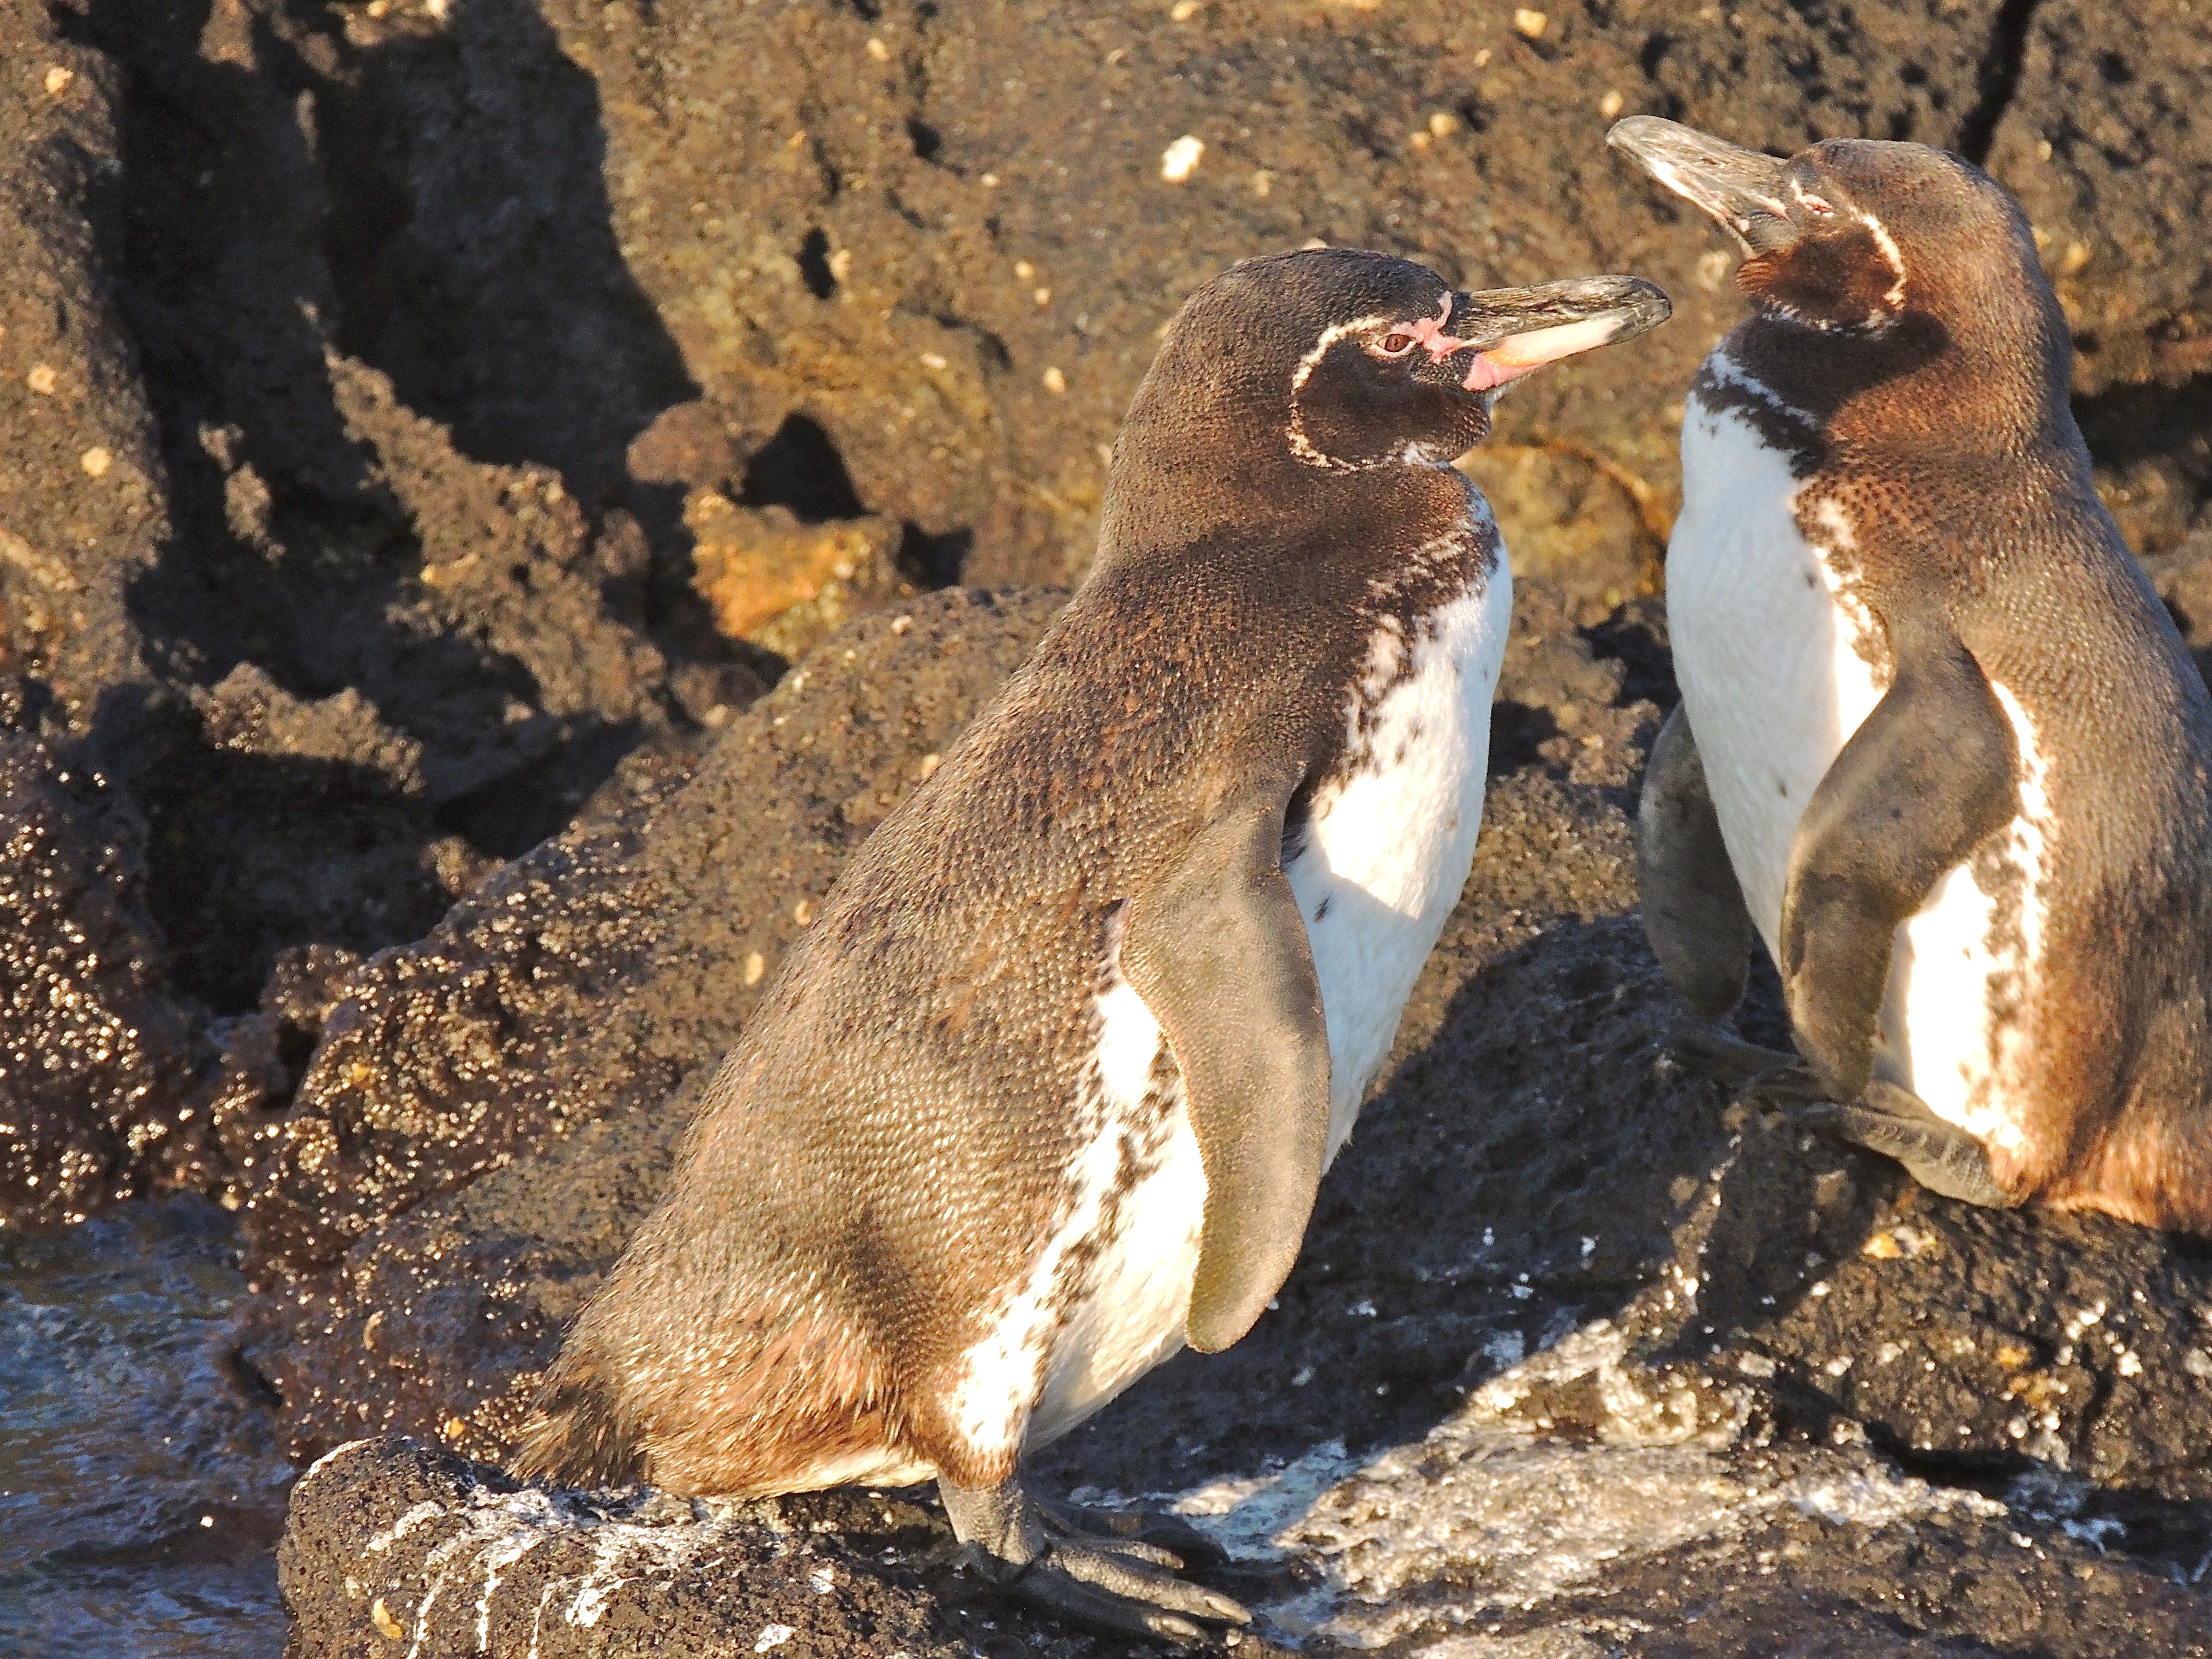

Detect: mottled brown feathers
[513, 249, 1524, 1498]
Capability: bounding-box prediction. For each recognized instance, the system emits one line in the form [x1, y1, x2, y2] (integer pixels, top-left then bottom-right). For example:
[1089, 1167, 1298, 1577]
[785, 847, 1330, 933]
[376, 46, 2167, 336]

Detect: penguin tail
[508, 1362, 647, 1490]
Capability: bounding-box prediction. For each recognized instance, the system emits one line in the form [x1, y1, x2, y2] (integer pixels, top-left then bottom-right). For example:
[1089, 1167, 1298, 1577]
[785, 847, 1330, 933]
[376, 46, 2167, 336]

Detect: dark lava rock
[271, 581, 2212, 1651]
[508, 0, 2031, 578]
[278, 1438, 969, 1659]
[3, 0, 2210, 1643]
[236, 578, 1651, 1464]
[1987, 0, 2212, 401]
[0, 2, 167, 722]
[9, 0, 2212, 1226]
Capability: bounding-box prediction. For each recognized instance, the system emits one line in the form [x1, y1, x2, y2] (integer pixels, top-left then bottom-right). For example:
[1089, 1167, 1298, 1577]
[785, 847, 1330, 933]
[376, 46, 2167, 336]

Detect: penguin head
[1138, 248, 1670, 474]
[1608, 118, 2045, 345]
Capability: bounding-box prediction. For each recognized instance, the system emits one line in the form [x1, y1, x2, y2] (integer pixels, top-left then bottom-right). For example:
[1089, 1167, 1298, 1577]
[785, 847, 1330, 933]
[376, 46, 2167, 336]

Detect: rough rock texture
[234, 577, 1643, 1459]
[8, 0, 2212, 1226]
[269, 587, 2212, 1653]
[0, 714, 202, 1225]
[282, 1420, 2212, 1659]
[232, 586, 1061, 1290]
[2, 0, 2211, 1650]
[1986, 1, 2212, 400]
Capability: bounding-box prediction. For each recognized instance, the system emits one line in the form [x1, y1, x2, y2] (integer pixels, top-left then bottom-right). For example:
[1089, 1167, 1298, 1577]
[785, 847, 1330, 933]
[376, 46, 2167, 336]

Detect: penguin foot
[1037, 1495, 1230, 1571]
[941, 1475, 1250, 1647]
[1797, 1082, 2020, 1209]
[1667, 1025, 1805, 1093]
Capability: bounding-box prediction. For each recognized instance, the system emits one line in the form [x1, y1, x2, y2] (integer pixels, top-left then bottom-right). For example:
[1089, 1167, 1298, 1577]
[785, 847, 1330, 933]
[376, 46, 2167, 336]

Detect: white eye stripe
[1788, 178, 1837, 216]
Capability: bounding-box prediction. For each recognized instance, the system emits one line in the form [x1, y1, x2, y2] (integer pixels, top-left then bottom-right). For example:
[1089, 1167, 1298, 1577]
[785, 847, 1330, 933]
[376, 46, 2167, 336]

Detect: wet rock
[282, 1340, 2212, 1659]
[243, 1079, 692, 1465]
[270, 574, 2212, 1650]
[0, 717, 203, 1226]
[278, 1439, 969, 1659]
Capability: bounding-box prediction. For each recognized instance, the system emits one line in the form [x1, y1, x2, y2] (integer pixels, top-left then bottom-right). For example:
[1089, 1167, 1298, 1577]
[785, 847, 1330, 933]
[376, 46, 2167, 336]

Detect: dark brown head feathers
[1099, 247, 1666, 565]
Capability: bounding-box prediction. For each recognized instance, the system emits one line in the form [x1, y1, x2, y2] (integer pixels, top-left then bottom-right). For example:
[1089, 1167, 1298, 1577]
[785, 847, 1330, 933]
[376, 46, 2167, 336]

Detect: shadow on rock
[45, 0, 709, 1023]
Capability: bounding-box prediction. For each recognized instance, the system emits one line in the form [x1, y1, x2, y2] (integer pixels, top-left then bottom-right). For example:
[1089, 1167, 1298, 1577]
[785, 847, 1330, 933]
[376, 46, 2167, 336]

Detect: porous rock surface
[7, 0, 2212, 1219]
[0, 0, 2210, 1652]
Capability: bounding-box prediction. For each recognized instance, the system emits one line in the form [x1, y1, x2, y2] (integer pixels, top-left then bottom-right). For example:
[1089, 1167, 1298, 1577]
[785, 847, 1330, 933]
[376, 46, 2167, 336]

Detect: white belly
[1670, 389, 2050, 1143]
[1003, 559, 1514, 1451]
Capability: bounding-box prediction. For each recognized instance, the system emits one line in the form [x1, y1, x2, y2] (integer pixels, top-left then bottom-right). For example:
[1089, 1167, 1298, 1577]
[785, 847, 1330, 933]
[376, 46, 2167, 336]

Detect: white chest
[1286, 565, 1514, 1159]
[1669, 385, 2052, 1143]
[1669, 395, 1889, 948]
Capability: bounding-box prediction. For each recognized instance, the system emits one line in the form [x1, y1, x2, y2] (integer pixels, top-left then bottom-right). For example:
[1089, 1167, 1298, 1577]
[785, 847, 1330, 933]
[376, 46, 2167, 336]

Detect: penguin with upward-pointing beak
[1610, 116, 2212, 1231]
[512, 247, 1668, 1642]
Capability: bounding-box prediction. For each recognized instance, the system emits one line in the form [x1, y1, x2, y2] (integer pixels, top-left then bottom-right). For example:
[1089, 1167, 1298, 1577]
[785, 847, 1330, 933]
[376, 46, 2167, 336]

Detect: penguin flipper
[1638, 702, 1755, 1020]
[1120, 773, 1331, 1356]
[1780, 637, 2019, 1098]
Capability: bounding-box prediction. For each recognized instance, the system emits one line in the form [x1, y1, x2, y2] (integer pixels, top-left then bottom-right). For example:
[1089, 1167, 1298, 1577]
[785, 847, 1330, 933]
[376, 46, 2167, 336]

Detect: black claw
[1667, 1024, 1803, 1092]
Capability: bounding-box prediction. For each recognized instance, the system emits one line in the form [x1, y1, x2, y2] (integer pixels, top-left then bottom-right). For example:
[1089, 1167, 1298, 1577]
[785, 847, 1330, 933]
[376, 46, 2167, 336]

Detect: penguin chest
[1287, 567, 1515, 1158]
[1670, 392, 2054, 1145]
[1668, 394, 1889, 945]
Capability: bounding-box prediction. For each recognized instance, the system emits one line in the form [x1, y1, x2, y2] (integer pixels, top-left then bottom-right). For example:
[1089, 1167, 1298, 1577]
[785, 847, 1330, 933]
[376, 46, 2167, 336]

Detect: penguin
[1608, 116, 2212, 1230]
[511, 247, 1669, 1641]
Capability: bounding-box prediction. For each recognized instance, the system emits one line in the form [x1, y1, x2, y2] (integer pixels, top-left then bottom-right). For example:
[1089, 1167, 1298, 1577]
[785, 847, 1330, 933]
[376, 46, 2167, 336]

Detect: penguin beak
[1607, 116, 1795, 254]
[1447, 275, 1673, 394]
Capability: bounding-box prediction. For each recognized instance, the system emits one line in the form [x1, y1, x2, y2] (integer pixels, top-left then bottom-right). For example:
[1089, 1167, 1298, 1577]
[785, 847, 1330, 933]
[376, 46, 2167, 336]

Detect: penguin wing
[1120, 771, 1330, 1355]
[1779, 636, 2019, 1097]
[1637, 702, 1755, 1020]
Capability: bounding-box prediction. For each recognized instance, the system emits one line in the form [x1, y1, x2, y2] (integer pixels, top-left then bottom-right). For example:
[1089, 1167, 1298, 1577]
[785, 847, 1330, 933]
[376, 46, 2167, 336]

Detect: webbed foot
[1797, 1080, 2019, 1209]
[1667, 1024, 1805, 1093]
[941, 1475, 1249, 1647]
[1037, 1495, 1230, 1571]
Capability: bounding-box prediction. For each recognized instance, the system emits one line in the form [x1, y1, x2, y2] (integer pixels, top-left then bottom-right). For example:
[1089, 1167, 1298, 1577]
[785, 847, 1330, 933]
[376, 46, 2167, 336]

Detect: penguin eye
[1374, 331, 1418, 357]
[1800, 192, 1837, 217]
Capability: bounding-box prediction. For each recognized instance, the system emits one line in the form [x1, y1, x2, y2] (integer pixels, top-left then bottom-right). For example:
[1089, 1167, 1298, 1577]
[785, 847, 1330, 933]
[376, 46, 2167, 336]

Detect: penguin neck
[1723, 301, 2072, 471]
[1095, 441, 1463, 573]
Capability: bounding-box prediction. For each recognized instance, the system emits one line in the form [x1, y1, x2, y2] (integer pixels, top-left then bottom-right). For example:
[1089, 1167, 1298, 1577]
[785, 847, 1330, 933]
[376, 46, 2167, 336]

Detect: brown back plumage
[513, 249, 1523, 1493]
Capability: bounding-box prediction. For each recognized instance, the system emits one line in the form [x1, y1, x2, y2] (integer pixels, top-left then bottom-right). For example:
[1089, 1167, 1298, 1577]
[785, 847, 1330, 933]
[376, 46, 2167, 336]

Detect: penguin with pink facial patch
[513, 247, 1669, 1644]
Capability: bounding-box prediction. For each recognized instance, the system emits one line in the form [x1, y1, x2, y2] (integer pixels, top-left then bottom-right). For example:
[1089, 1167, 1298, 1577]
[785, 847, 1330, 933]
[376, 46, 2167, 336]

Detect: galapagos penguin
[512, 246, 1669, 1640]
[1610, 116, 2212, 1230]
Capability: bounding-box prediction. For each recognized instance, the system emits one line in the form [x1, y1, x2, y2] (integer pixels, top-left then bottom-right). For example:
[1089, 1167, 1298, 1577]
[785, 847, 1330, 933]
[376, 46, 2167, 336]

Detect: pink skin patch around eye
[1403, 294, 1468, 363]
[1398, 293, 1629, 391]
